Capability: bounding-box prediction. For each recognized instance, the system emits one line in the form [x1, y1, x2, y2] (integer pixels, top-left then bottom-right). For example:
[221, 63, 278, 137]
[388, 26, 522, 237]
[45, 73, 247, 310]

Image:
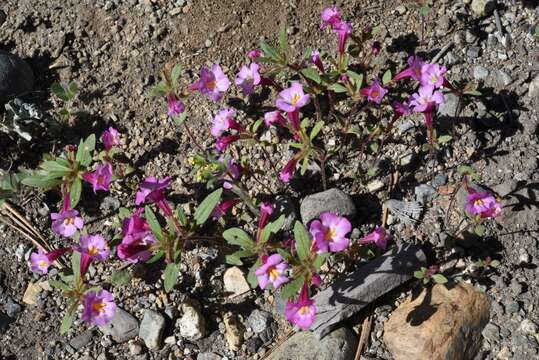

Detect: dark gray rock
[300, 188, 356, 225]
[466, 46, 481, 59]
[99, 308, 139, 343]
[482, 323, 500, 342]
[271, 195, 298, 231]
[69, 330, 94, 350]
[5, 298, 22, 317]
[0, 50, 34, 102]
[0, 10, 6, 26]
[139, 310, 165, 350]
[267, 327, 357, 360]
[414, 184, 437, 204]
[432, 173, 448, 188]
[247, 309, 272, 334]
[473, 65, 489, 80]
[197, 353, 221, 360]
[0, 312, 12, 335]
[438, 92, 459, 117]
[310, 244, 426, 338]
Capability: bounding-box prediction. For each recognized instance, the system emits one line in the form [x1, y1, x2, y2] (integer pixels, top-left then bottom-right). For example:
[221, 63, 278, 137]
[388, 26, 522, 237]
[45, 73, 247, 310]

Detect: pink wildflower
[310, 50, 324, 72]
[264, 111, 286, 127]
[321, 6, 342, 29]
[29, 248, 70, 275]
[285, 285, 317, 330]
[258, 202, 274, 230]
[101, 127, 120, 151]
[235, 63, 261, 96]
[117, 232, 156, 263]
[215, 135, 240, 152]
[394, 55, 425, 82]
[360, 226, 390, 250]
[247, 49, 262, 60]
[279, 158, 297, 183]
[333, 21, 352, 55]
[76, 234, 110, 276]
[190, 64, 230, 102]
[51, 208, 84, 238]
[392, 101, 411, 117]
[309, 212, 352, 253]
[275, 82, 310, 113]
[135, 177, 172, 216]
[211, 199, 240, 220]
[211, 108, 240, 138]
[82, 163, 113, 193]
[81, 290, 116, 326]
[420, 63, 447, 88]
[465, 191, 502, 219]
[410, 85, 445, 113]
[167, 93, 185, 117]
[360, 80, 388, 104]
[255, 254, 289, 290]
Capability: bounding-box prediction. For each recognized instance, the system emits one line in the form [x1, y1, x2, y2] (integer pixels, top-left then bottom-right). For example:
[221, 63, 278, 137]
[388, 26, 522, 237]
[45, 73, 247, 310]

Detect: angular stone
[528, 75, 539, 100]
[223, 266, 250, 297]
[139, 310, 166, 350]
[247, 309, 272, 334]
[438, 92, 459, 118]
[99, 308, 139, 343]
[223, 313, 244, 351]
[267, 327, 357, 360]
[300, 188, 356, 225]
[0, 50, 34, 102]
[178, 301, 205, 340]
[69, 330, 94, 350]
[471, 0, 496, 16]
[310, 244, 426, 339]
[384, 282, 490, 360]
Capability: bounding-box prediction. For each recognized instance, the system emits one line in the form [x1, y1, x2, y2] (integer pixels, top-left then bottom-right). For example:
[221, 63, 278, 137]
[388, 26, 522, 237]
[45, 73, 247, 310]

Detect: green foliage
[145, 206, 163, 241]
[164, 263, 180, 292]
[293, 221, 311, 261]
[194, 188, 223, 226]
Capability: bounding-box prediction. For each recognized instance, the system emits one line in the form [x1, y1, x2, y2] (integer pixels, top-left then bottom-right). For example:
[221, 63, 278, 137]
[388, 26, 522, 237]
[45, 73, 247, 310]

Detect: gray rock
[139, 310, 166, 350]
[414, 184, 437, 204]
[311, 244, 426, 338]
[528, 75, 539, 99]
[482, 323, 500, 342]
[300, 188, 356, 225]
[267, 327, 357, 360]
[0, 50, 34, 102]
[473, 65, 489, 80]
[197, 353, 221, 360]
[466, 46, 481, 59]
[438, 92, 459, 117]
[493, 180, 518, 197]
[271, 195, 298, 231]
[432, 173, 448, 188]
[99, 308, 139, 343]
[519, 319, 538, 335]
[0, 312, 12, 335]
[505, 301, 519, 314]
[445, 51, 460, 66]
[0, 10, 6, 26]
[471, 0, 496, 16]
[495, 70, 513, 87]
[5, 298, 22, 317]
[247, 309, 272, 334]
[69, 330, 94, 350]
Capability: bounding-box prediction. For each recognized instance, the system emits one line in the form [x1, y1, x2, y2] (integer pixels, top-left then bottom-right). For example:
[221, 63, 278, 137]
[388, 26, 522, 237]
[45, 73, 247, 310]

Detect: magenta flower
[309, 212, 352, 253]
[310, 50, 324, 72]
[190, 64, 230, 102]
[167, 93, 185, 117]
[264, 111, 286, 127]
[420, 63, 447, 88]
[215, 135, 240, 152]
[360, 226, 390, 251]
[211, 199, 240, 220]
[117, 231, 156, 263]
[276, 82, 310, 113]
[122, 208, 150, 238]
[101, 127, 120, 151]
[235, 63, 261, 96]
[279, 158, 298, 183]
[211, 109, 239, 137]
[82, 163, 113, 193]
[285, 285, 317, 330]
[360, 80, 388, 104]
[465, 191, 502, 219]
[321, 6, 342, 29]
[258, 202, 274, 230]
[29, 248, 70, 275]
[135, 176, 172, 216]
[371, 41, 381, 56]
[76, 234, 110, 276]
[394, 55, 425, 82]
[81, 290, 116, 326]
[410, 85, 445, 113]
[333, 21, 353, 55]
[51, 208, 84, 238]
[247, 49, 262, 60]
[255, 254, 289, 290]
[392, 101, 411, 117]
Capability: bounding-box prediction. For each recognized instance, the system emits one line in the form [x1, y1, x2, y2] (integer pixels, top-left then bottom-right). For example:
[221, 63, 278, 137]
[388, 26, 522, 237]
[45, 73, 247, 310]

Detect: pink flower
[360, 80, 388, 104]
[392, 101, 411, 117]
[75, 234, 110, 276]
[333, 21, 352, 55]
[215, 135, 240, 152]
[82, 163, 113, 193]
[309, 212, 352, 253]
[371, 41, 381, 56]
[135, 177, 171, 215]
[81, 290, 116, 326]
[255, 254, 289, 290]
[235, 63, 261, 96]
[211, 109, 240, 138]
[51, 208, 84, 238]
[321, 6, 342, 29]
[310, 50, 324, 72]
[101, 127, 120, 151]
[279, 158, 297, 183]
[122, 208, 150, 238]
[167, 93, 185, 117]
[276, 82, 310, 113]
[465, 191, 502, 219]
[190, 64, 230, 102]
[409, 85, 445, 113]
[29, 248, 70, 275]
[394, 55, 425, 82]
[420, 63, 447, 88]
[360, 226, 390, 250]
[211, 199, 240, 220]
[285, 285, 316, 330]
[264, 111, 286, 127]
[258, 202, 274, 230]
[117, 231, 156, 263]
[247, 49, 262, 60]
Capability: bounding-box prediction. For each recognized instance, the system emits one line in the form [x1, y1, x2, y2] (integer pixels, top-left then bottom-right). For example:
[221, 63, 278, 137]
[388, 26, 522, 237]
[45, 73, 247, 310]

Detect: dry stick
[260, 329, 294, 360]
[431, 41, 454, 64]
[354, 310, 374, 360]
[3, 202, 49, 246]
[182, 121, 206, 153]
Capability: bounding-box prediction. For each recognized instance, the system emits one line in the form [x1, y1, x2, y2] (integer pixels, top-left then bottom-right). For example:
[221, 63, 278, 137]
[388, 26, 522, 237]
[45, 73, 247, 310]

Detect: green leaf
[474, 224, 486, 237]
[76, 134, 96, 166]
[260, 214, 286, 244]
[147, 82, 167, 98]
[225, 250, 254, 266]
[301, 68, 321, 84]
[293, 221, 311, 261]
[51, 82, 69, 101]
[163, 263, 179, 292]
[489, 259, 500, 268]
[457, 165, 475, 176]
[71, 251, 81, 283]
[313, 253, 330, 270]
[276, 248, 294, 263]
[279, 276, 304, 299]
[170, 64, 183, 87]
[382, 69, 392, 85]
[111, 270, 132, 286]
[194, 188, 223, 226]
[176, 207, 188, 227]
[346, 70, 364, 89]
[260, 41, 280, 61]
[66, 82, 78, 100]
[437, 135, 452, 144]
[146, 250, 164, 264]
[173, 111, 187, 126]
[310, 121, 324, 140]
[21, 175, 62, 188]
[118, 207, 131, 219]
[367, 167, 379, 177]
[419, 5, 431, 17]
[329, 83, 348, 93]
[279, 22, 288, 55]
[413, 270, 425, 279]
[40, 161, 70, 173]
[145, 206, 163, 241]
[247, 259, 262, 288]
[251, 118, 264, 134]
[223, 228, 256, 250]
[49, 280, 71, 291]
[369, 141, 379, 153]
[432, 274, 448, 284]
[70, 178, 82, 208]
[60, 308, 77, 335]
[300, 155, 309, 176]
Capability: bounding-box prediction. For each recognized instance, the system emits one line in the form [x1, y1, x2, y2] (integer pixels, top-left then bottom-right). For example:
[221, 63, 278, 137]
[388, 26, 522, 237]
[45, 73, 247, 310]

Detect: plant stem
[182, 121, 206, 153]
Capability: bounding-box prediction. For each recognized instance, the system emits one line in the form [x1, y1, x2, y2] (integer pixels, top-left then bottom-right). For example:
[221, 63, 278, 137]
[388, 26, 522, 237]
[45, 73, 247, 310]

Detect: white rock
[528, 75, 539, 100]
[178, 302, 205, 340]
[223, 267, 250, 297]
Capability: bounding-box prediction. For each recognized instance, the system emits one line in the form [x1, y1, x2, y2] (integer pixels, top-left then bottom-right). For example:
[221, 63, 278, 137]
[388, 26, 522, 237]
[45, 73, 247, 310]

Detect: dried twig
[354, 312, 373, 360]
[431, 41, 453, 63]
[260, 329, 294, 360]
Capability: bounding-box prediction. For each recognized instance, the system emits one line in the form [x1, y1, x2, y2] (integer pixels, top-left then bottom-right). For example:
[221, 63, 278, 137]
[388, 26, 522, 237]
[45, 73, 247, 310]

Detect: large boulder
[0, 50, 34, 102]
[300, 188, 356, 225]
